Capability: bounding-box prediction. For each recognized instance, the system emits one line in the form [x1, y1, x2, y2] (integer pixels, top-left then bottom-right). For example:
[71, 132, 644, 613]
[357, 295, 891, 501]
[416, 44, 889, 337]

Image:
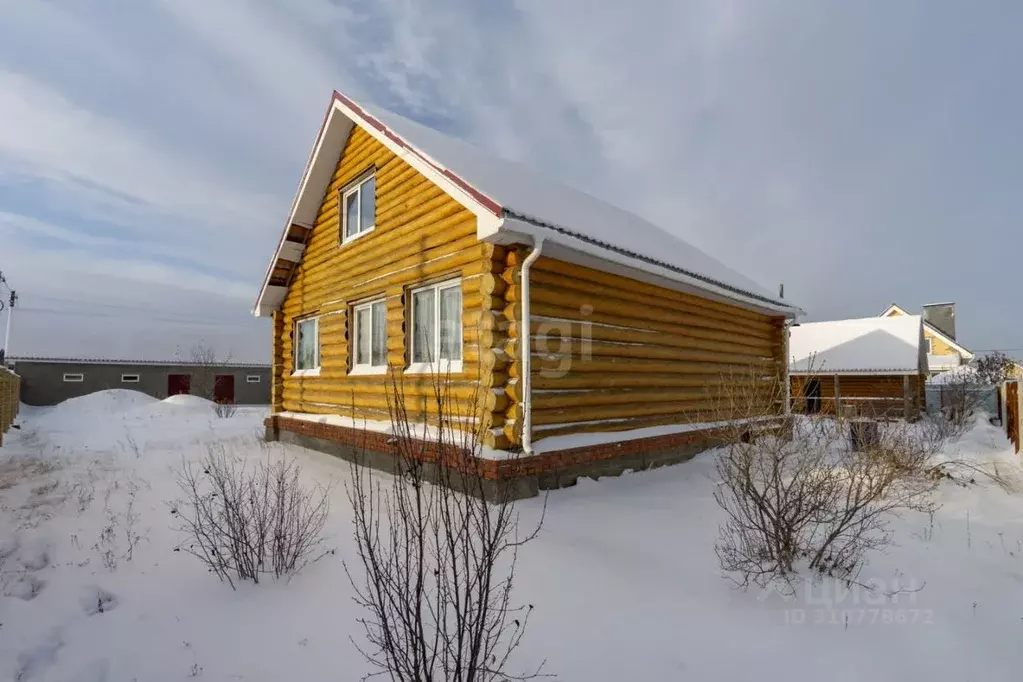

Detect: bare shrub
[712, 366, 938, 590]
[213, 401, 237, 419]
[173, 444, 330, 589]
[345, 370, 546, 681]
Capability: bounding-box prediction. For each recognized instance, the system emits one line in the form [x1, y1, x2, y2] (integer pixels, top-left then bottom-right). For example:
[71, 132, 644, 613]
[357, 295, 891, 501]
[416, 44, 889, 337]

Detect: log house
[255, 90, 801, 497]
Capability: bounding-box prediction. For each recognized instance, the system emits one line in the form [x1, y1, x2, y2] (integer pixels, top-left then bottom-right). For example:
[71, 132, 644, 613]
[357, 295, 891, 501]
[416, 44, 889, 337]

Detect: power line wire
[17, 306, 253, 326]
[25, 294, 251, 321]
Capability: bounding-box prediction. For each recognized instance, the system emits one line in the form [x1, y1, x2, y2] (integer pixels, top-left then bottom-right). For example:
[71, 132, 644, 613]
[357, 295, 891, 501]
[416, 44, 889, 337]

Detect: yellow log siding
[275, 124, 508, 446]
[924, 329, 958, 357]
[500, 253, 788, 444]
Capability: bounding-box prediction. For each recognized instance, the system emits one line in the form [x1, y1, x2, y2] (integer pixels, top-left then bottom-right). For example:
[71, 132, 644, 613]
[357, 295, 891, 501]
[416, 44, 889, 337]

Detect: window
[294, 317, 320, 374]
[246, 375, 261, 384]
[925, 338, 933, 354]
[121, 374, 140, 383]
[63, 373, 84, 382]
[340, 173, 376, 243]
[409, 279, 462, 372]
[352, 300, 388, 373]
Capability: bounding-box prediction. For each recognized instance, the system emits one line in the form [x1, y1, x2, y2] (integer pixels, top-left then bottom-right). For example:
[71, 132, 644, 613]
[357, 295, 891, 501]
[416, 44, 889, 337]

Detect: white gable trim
[254, 91, 801, 318]
[878, 302, 973, 359]
[922, 323, 974, 359]
[879, 303, 910, 317]
[254, 92, 504, 317]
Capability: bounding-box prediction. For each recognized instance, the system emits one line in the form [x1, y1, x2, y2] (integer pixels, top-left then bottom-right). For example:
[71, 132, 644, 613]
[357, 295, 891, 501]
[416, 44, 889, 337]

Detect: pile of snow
[927, 365, 980, 385]
[158, 394, 215, 408]
[1, 398, 1022, 679]
[44, 389, 157, 417]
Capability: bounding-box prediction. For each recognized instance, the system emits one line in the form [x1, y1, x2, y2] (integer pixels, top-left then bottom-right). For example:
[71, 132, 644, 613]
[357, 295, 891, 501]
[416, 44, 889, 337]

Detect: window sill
[348, 365, 388, 376]
[291, 368, 321, 378]
[405, 361, 463, 376]
[340, 226, 375, 247]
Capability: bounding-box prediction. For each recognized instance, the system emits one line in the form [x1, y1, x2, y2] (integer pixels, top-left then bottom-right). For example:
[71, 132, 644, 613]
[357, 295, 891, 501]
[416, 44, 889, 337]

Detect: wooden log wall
[0, 368, 20, 447]
[499, 254, 788, 444]
[790, 374, 925, 418]
[275, 124, 509, 447]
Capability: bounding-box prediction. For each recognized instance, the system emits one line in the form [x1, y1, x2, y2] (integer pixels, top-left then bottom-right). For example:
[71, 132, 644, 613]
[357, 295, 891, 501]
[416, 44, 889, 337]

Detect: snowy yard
[2, 390, 1023, 681]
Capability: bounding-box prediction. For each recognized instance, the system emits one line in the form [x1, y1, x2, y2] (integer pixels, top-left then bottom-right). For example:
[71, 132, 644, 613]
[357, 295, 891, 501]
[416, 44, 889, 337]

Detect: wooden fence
[0, 367, 20, 446]
[1004, 380, 1020, 454]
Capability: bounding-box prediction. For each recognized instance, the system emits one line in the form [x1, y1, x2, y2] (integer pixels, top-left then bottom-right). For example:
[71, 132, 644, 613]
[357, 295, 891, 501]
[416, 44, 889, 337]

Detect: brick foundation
[265, 414, 753, 499]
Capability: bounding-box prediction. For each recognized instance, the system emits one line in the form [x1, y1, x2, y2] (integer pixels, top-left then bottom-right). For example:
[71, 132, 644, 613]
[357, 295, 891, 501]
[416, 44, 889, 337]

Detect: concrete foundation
[265, 418, 720, 500]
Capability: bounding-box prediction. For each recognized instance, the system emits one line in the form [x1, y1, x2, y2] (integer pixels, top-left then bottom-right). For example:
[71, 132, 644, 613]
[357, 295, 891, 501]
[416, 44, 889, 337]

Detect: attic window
[341, 173, 376, 243]
[925, 338, 933, 354]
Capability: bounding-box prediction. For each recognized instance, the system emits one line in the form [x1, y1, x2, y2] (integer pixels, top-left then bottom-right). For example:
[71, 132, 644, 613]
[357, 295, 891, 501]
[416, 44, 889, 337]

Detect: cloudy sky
[0, 0, 1020, 362]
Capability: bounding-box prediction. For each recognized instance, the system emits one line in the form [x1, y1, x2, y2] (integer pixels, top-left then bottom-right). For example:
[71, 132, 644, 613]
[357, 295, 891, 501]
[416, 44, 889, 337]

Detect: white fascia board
[278, 241, 305, 262]
[879, 303, 910, 317]
[923, 323, 974, 359]
[328, 98, 503, 234]
[255, 96, 504, 317]
[253, 110, 348, 317]
[489, 218, 801, 318]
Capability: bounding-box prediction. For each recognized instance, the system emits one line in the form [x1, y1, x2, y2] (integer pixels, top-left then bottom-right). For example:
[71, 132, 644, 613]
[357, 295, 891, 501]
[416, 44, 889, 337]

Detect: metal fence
[924, 385, 998, 416]
[0, 367, 20, 446]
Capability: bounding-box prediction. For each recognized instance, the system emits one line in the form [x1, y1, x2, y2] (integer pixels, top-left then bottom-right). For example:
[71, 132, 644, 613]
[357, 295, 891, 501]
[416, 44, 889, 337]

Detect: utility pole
[2, 290, 15, 358]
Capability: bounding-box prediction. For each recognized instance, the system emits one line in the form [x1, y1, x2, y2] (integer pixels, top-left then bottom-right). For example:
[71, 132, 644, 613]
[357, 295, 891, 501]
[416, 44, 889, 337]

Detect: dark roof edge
[10, 357, 270, 368]
[504, 209, 796, 312]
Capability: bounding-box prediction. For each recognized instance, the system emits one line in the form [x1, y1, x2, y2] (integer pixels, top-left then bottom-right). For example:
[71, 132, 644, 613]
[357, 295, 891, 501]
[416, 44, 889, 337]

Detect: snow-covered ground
[2, 390, 1023, 681]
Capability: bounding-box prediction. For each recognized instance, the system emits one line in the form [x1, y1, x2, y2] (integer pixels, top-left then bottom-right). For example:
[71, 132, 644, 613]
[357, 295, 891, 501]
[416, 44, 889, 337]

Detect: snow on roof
[364, 103, 788, 306]
[927, 365, 977, 386]
[255, 91, 800, 317]
[789, 315, 924, 374]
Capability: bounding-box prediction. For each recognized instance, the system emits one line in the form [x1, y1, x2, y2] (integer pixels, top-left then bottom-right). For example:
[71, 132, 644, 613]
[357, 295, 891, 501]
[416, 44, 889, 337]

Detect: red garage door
[214, 375, 235, 404]
[168, 374, 191, 396]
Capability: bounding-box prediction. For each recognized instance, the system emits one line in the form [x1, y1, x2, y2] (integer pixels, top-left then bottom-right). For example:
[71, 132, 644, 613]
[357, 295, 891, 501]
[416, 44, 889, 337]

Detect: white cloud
[0, 69, 279, 234]
[0, 0, 1021, 357]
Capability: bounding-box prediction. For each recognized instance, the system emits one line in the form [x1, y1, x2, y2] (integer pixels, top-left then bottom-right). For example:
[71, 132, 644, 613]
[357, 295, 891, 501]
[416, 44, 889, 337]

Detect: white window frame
[340, 172, 376, 245]
[246, 375, 261, 384]
[407, 279, 463, 375]
[351, 299, 389, 375]
[925, 337, 933, 354]
[293, 316, 321, 376]
[63, 373, 84, 383]
[121, 374, 140, 383]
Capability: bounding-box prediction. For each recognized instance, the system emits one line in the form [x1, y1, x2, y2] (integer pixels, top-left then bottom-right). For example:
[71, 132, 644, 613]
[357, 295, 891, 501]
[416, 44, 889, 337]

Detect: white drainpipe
[783, 319, 793, 416]
[520, 238, 545, 455]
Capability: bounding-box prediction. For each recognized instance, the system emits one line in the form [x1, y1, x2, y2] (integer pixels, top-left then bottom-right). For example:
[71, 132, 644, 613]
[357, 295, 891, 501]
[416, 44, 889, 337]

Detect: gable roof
[255, 91, 801, 318]
[789, 315, 925, 374]
[879, 303, 910, 317]
[877, 303, 974, 359]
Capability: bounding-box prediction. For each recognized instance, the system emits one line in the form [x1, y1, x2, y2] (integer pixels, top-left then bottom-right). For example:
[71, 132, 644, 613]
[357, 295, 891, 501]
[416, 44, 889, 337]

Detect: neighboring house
[789, 315, 927, 419]
[4, 305, 271, 406]
[8, 357, 271, 407]
[255, 89, 801, 498]
[880, 302, 974, 376]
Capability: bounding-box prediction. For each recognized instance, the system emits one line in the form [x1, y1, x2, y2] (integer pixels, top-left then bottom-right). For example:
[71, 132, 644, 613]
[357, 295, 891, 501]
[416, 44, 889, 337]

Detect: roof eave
[493, 216, 802, 318]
